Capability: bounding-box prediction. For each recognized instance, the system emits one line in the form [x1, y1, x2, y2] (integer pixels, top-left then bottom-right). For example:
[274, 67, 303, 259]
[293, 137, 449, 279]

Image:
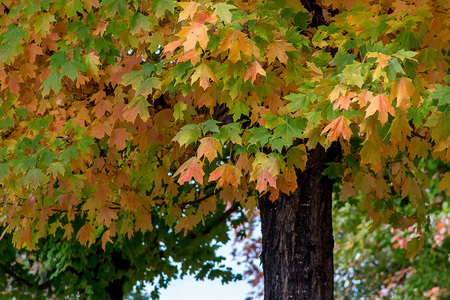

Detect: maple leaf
[244, 60, 266, 84]
[121, 190, 140, 212]
[98, 205, 118, 227]
[176, 22, 209, 52]
[82, 52, 101, 77]
[197, 137, 222, 163]
[217, 30, 252, 63]
[101, 229, 114, 250]
[365, 94, 397, 125]
[212, 2, 236, 23]
[173, 157, 205, 184]
[178, 2, 201, 22]
[123, 96, 151, 123]
[266, 40, 296, 64]
[209, 164, 241, 188]
[367, 52, 392, 68]
[321, 116, 352, 142]
[76, 222, 97, 246]
[190, 62, 217, 90]
[333, 92, 357, 110]
[360, 138, 383, 172]
[22, 168, 46, 189]
[390, 77, 416, 111]
[108, 128, 132, 150]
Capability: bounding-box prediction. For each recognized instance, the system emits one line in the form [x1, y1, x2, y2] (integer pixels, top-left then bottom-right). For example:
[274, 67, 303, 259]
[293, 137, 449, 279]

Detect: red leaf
[173, 157, 205, 184]
[209, 164, 241, 188]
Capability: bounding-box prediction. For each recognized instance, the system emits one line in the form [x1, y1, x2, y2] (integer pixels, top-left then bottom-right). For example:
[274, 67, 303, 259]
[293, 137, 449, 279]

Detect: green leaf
[22, 168, 46, 189]
[293, 11, 310, 31]
[322, 162, 344, 179]
[129, 12, 153, 34]
[387, 58, 405, 81]
[285, 93, 310, 113]
[66, 0, 83, 17]
[0, 118, 14, 131]
[213, 3, 236, 24]
[248, 127, 271, 146]
[393, 30, 418, 50]
[48, 162, 66, 177]
[123, 96, 151, 123]
[151, 0, 176, 18]
[61, 60, 86, 81]
[173, 101, 187, 121]
[270, 138, 290, 152]
[273, 116, 304, 144]
[61, 146, 78, 164]
[0, 163, 11, 181]
[230, 102, 250, 122]
[0, 24, 25, 64]
[48, 51, 68, 71]
[172, 124, 201, 147]
[430, 85, 450, 107]
[218, 123, 242, 144]
[202, 120, 221, 134]
[41, 72, 63, 96]
[38, 148, 58, 166]
[77, 136, 95, 154]
[424, 111, 450, 141]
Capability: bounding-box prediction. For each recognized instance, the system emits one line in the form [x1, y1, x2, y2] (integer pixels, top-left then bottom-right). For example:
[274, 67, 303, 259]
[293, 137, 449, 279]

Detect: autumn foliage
[0, 0, 450, 276]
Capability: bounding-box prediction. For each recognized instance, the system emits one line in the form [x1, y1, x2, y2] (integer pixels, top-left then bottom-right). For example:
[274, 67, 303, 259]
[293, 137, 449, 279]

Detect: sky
[157, 240, 253, 300]
[144, 225, 259, 300]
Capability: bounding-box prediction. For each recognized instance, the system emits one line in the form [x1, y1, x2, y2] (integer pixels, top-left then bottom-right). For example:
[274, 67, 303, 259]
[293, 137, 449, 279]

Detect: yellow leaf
[190, 62, 217, 90]
[178, 2, 201, 22]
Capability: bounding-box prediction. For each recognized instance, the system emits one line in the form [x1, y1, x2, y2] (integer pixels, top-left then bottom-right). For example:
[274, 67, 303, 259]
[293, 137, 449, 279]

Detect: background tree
[1, 0, 450, 299]
[0, 201, 242, 300]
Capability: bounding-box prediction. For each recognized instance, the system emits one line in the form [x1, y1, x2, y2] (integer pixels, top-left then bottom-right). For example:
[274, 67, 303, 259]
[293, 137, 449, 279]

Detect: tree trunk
[259, 145, 339, 300]
[105, 277, 124, 300]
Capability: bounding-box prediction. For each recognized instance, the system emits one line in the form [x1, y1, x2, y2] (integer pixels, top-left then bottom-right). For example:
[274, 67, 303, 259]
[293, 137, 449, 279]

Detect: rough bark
[105, 250, 130, 300]
[259, 144, 339, 300]
[105, 277, 125, 300]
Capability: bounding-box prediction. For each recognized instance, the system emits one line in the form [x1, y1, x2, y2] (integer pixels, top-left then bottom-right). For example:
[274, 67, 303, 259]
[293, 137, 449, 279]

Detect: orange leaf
[333, 92, 356, 110]
[108, 128, 132, 150]
[197, 137, 222, 162]
[365, 94, 397, 125]
[209, 164, 241, 188]
[244, 60, 266, 83]
[321, 116, 352, 142]
[266, 40, 296, 64]
[176, 22, 208, 51]
[76, 221, 96, 246]
[98, 205, 118, 227]
[217, 30, 252, 63]
[390, 77, 416, 111]
[173, 157, 205, 184]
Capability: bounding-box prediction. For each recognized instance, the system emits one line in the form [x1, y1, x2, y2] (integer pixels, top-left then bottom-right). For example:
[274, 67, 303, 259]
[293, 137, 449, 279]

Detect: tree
[1, 0, 450, 299]
[0, 202, 242, 300]
[233, 159, 450, 299]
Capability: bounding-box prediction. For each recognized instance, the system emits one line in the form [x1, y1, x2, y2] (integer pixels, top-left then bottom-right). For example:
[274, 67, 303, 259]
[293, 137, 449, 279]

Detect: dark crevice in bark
[259, 143, 340, 300]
